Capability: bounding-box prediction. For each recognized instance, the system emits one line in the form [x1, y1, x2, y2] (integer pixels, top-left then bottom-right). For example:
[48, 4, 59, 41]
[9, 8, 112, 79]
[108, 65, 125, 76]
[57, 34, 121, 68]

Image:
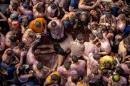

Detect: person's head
[104, 8, 111, 17]
[28, 31, 35, 38]
[18, 42, 25, 49]
[9, 36, 17, 43]
[76, 34, 85, 43]
[36, 62, 43, 70]
[6, 49, 13, 56]
[51, 21, 57, 28]
[123, 37, 130, 52]
[71, 56, 79, 63]
[64, 61, 71, 70]
[104, 62, 112, 69]
[71, 74, 80, 84]
[63, 19, 70, 29]
[47, 3, 57, 17]
[23, 2, 30, 9]
[117, 14, 126, 22]
[112, 74, 120, 82]
[93, 54, 101, 60]
[51, 74, 60, 83]
[35, 21, 42, 28]
[115, 66, 124, 75]
[10, 13, 18, 20]
[49, 20, 64, 39]
[36, 3, 44, 13]
[89, 78, 103, 86]
[80, 12, 88, 22]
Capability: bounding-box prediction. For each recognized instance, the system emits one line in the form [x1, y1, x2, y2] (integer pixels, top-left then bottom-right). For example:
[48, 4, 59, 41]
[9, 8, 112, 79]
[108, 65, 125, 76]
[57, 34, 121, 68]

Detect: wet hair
[93, 54, 101, 60]
[11, 3, 19, 10]
[76, 34, 84, 41]
[64, 61, 71, 70]
[9, 36, 17, 42]
[50, 3, 57, 10]
[104, 62, 112, 69]
[37, 62, 43, 70]
[51, 21, 57, 27]
[72, 56, 79, 63]
[71, 74, 80, 83]
[28, 32, 35, 38]
[36, 3, 44, 12]
[116, 66, 124, 75]
[51, 74, 60, 82]
[112, 60, 117, 67]
[35, 21, 42, 28]
[18, 42, 25, 49]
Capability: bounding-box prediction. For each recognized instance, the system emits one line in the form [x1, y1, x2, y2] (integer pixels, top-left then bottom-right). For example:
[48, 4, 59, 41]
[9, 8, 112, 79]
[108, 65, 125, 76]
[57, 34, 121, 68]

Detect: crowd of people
[0, 0, 130, 86]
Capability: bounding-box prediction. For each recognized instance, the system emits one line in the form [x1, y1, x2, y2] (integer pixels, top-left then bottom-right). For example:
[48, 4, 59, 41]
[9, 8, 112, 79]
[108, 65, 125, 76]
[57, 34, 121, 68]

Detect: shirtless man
[46, 3, 65, 19]
[84, 37, 98, 57]
[19, 2, 33, 16]
[70, 34, 85, 58]
[57, 61, 77, 85]
[22, 29, 36, 47]
[0, 33, 5, 52]
[97, 33, 111, 55]
[32, 62, 50, 84]
[47, 19, 73, 66]
[70, 56, 86, 76]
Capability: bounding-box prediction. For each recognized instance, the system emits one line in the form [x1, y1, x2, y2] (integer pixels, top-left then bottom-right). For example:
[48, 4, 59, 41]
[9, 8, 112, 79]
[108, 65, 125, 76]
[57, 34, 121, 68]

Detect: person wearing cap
[29, 18, 46, 33]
